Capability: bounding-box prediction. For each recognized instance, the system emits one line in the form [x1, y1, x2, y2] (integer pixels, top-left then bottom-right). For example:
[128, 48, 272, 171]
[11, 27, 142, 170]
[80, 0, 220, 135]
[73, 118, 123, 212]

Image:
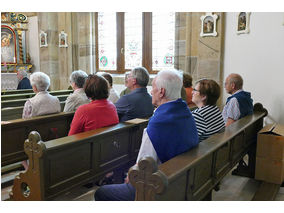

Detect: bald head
[228, 73, 243, 89]
[225, 73, 243, 94]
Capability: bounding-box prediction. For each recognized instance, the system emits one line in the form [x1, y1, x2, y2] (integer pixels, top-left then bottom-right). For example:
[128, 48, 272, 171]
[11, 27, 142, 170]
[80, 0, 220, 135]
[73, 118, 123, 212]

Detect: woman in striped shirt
[191, 79, 225, 142]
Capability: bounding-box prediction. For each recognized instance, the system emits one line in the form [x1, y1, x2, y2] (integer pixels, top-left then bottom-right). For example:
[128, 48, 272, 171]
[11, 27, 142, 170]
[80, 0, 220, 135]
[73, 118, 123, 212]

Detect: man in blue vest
[222, 73, 253, 126]
[17, 70, 32, 90]
[94, 69, 199, 201]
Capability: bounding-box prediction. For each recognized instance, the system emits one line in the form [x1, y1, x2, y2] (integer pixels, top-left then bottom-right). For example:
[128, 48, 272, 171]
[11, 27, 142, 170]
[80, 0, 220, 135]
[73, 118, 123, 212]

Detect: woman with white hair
[63, 70, 90, 112]
[22, 72, 61, 119]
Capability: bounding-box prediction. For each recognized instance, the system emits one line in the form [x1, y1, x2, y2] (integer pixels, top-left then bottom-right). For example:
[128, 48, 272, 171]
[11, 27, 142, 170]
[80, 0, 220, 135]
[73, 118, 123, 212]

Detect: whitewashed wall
[223, 12, 284, 124]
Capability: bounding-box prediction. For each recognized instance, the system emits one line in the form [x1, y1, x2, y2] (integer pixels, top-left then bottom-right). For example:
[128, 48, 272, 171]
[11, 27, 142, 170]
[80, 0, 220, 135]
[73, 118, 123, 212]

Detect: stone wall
[175, 12, 224, 107]
[35, 12, 224, 99]
[37, 12, 95, 90]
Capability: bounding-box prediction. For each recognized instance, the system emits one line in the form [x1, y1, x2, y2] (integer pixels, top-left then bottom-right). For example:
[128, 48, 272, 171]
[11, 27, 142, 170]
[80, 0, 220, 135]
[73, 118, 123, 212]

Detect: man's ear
[160, 88, 166, 98]
[132, 78, 137, 85]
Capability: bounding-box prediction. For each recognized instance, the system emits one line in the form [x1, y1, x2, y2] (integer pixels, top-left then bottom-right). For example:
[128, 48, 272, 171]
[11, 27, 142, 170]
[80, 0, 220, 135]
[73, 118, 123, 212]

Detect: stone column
[38, 12, 60, 90]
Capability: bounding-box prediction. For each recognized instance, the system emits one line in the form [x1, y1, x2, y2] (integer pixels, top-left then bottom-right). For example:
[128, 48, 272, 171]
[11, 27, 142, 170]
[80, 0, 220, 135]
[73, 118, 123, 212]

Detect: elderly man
[115, 67, 154, 122]
[63, 70, 90, 112]
[94, 69, 199, 201]
[17, 70, 32, 90]
[222, 73, 253, 126]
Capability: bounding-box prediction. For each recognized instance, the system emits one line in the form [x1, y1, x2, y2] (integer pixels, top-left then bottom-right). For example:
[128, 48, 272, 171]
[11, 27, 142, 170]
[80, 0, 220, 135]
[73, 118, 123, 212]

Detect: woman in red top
[68, 74, 119, 135]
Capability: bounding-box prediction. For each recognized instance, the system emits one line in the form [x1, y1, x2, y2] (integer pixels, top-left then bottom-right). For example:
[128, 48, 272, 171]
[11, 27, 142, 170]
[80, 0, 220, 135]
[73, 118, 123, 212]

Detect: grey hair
[155, 69, 183, 101]
[70, 70, 88, 88]
[30, 72, 50, 92]
[18, 70, 28, 78]
[131, 67, 149, 87]
[229, 73, 243, 90]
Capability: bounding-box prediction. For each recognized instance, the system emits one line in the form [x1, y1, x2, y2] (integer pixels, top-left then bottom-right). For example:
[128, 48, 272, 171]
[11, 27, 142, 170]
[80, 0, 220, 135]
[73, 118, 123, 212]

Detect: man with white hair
[22, 72, 61, 119]
[63, 70, 90, 112]
[17, 70, 32, 90]
[94, 69, 199, 201]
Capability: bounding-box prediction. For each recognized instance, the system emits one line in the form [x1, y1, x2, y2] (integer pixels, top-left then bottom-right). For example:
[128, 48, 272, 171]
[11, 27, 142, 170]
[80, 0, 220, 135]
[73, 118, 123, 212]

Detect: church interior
[1, 8, 284, 207]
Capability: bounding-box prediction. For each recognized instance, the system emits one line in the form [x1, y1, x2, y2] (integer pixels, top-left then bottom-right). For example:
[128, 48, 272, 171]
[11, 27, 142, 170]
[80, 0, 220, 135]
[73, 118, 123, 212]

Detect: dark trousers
[94, 183, 135, 201]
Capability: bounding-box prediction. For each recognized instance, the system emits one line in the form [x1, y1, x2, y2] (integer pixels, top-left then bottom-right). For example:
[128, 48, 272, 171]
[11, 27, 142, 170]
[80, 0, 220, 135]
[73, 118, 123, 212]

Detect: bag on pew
[255, 124, 284, 184]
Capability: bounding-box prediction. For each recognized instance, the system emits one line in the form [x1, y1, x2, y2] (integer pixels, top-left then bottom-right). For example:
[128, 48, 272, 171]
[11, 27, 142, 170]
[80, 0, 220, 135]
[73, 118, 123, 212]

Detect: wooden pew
[1, 90, 72, 101]
[1, 101, 66, 121]
[1, 111, 74, 167]
[128, 103, 268, 201]
[9, 119, 148, 201]
[1, 94, 69, 108]
[1, 89, 34, 95]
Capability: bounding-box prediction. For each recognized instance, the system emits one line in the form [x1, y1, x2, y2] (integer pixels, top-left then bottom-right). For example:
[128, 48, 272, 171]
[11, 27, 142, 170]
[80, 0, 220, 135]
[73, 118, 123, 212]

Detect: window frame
[95, 12, 174, 74]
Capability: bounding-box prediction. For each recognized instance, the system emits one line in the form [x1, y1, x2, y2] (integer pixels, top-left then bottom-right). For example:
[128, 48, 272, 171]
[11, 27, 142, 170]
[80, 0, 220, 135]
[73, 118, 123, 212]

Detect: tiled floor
[2, 170, 284, 201]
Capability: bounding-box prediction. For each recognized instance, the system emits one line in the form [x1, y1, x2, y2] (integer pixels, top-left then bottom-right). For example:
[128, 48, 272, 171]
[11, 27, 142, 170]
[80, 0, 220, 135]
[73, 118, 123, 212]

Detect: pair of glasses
[193, 88, 200, 92]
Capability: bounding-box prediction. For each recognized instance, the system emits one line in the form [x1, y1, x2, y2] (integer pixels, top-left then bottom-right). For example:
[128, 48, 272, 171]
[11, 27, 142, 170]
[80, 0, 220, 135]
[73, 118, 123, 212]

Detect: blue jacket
[115, 87, 154, 122]
[226, 90, 253, 119]
[147, 99, 199, 163]
[17, 77, 32, 90]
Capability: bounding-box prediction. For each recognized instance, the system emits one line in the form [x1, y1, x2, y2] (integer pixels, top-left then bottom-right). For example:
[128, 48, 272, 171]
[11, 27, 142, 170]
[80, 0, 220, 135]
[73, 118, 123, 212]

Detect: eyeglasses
[193, 88, 200, 92]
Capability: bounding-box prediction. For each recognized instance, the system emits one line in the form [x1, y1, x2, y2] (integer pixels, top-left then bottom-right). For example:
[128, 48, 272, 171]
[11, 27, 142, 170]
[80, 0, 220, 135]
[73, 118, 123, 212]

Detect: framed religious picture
[39, 31, 48, 47]
[237, 12, 251, 34]
[59, 31, 68, 48]
[1, 12, 9, 22]
[1, 25, 17, 64]
[200, 12, 218, 37]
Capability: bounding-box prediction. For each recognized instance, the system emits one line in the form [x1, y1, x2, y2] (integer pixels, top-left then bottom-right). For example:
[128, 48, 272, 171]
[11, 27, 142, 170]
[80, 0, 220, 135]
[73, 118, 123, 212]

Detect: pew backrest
[10, 119, 148, 200]
[129, 103, 268, 201]
[1, 111, 74, 166]
[1, 90, 73, 101]
[1, 89, 34, 95]
[1, 101, 66, 121]
[1, 94, 69, 108]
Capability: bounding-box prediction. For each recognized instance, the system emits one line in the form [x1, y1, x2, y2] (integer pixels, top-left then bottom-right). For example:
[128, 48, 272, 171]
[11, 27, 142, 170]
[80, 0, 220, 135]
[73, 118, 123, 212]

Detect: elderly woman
[63, 70, 90, 112]
[191, 79, 225, 142]
[22, 72, 61, 119]
[100, 72, 120, 104]
[68, 74, 119, 136]
[119, 71, 131, 97]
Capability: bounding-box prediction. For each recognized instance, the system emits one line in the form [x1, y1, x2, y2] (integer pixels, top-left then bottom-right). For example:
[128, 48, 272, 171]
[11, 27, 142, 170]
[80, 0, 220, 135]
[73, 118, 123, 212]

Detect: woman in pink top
[68, 74, 119, 136]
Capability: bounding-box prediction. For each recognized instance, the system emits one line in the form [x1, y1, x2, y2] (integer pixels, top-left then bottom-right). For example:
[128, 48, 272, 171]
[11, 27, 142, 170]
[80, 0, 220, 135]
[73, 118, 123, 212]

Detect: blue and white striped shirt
[192, 105, 225, 142]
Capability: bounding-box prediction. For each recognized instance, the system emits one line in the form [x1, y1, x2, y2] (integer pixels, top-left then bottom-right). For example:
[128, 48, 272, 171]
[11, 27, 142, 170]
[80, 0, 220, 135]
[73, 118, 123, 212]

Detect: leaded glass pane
[152, 12, 175, 70]
[98, 12, 117, 70]
[125, 13, 142, 69]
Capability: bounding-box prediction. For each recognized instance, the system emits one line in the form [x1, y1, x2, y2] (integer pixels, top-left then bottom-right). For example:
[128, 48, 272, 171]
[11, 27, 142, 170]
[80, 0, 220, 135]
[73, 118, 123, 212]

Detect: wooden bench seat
[9, 119, 148, 200]
[128, 103, 268, 201]
[1, 101, 66, 121]
[1, 90, 72, 101]
[1, 111, 74, 167]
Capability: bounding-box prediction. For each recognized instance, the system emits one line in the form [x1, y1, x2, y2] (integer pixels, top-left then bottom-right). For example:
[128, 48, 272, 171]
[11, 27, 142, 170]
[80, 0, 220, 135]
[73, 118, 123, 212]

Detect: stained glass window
[98, 12, 117, 70]
[124, 13, 142, 69]
[152, 12, 175, 70]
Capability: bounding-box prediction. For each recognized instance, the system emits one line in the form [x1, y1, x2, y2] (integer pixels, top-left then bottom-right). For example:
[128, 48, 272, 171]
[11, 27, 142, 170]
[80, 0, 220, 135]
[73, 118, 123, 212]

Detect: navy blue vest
[147, 99, 199, 163]
[226, 91, 253, 119]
